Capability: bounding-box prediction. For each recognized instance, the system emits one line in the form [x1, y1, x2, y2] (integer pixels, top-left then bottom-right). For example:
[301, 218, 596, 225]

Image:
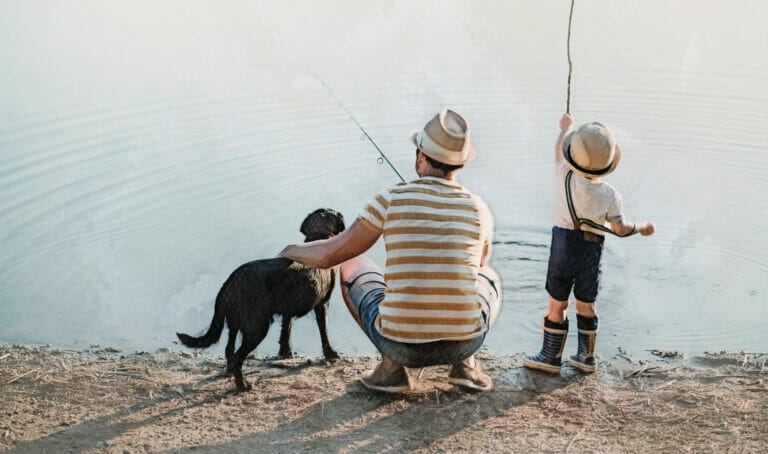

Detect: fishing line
[566, 0, 575, 114]
[562, 2, 637, 238]
[311, 70, 406, 183]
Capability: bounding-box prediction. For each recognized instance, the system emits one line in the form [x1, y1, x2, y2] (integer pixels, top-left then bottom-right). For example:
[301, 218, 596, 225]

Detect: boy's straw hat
[409, 108, 476, 166]
[562, 122, 622, 178]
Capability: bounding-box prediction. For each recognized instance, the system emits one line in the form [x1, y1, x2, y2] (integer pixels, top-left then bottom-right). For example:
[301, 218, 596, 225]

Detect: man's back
[358, 177, 493, 343]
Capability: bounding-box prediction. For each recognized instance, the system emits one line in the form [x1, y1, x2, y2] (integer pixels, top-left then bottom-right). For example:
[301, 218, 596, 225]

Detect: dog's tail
[176, 294, 226, 349]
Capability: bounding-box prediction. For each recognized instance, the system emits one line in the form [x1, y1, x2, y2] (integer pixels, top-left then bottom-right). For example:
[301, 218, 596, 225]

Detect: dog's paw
[323, 350, 341, 363]
[235, 381, 252, 393]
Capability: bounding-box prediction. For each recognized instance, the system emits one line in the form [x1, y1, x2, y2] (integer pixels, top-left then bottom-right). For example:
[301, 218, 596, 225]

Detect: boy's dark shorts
[546, 226, 604, 303]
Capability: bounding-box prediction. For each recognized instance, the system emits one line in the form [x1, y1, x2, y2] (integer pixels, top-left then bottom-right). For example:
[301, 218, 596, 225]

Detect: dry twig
[6, 367, 42, 385]
[565, 428, 584, 453]
[654, 380, 678, 391]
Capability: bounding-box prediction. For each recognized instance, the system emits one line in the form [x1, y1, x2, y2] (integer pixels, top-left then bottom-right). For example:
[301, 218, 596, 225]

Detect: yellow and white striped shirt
[358, 177, 494, 343]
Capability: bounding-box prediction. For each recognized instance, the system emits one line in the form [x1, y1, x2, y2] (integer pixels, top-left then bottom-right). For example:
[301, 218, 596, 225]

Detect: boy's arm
[555, 113, 574, 163]
[609, 220, 656, 237]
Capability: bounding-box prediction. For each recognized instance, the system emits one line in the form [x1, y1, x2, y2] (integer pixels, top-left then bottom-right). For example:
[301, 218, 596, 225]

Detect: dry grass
[1, 345, 765, 453]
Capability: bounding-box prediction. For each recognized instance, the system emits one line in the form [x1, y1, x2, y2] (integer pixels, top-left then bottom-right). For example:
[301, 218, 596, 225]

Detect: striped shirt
[358, 177, 494, 343]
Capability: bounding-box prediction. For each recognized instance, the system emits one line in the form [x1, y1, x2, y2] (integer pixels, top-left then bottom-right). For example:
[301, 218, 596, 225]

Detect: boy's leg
[523, 302, 570, 374]
[575, 300, 597, 317]
[570, 300, 599, 373]
[569, 238, 603, 373]
[548, 296, 570, 322]
[525, 227, 572, 373]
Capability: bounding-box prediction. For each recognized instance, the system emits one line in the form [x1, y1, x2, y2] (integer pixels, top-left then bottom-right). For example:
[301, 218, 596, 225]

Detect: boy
[524, 113, 655, 374]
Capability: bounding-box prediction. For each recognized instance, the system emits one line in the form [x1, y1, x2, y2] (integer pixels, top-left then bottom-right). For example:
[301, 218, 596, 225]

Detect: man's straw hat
[562, 122, 621, 178]
[409, 108, 475, 166]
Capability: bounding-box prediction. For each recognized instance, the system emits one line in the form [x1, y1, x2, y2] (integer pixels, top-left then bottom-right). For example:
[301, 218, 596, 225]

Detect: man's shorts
[343, 267, 502, 368]
[545, 226, 605, 303]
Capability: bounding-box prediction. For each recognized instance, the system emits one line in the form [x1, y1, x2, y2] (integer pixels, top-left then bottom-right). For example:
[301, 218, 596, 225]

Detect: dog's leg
[225, 329, 238, 373]
[231, 321, 270, 393]
[278, 316, 294, 359]
[314, 303, 340, 361]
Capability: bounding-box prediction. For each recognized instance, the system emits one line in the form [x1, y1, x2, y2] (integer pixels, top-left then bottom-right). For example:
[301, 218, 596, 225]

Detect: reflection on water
[1, 1, 766, 357]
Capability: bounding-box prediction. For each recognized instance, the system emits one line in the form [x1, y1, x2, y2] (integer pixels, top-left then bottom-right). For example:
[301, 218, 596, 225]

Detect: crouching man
[280, 108, 502, 392]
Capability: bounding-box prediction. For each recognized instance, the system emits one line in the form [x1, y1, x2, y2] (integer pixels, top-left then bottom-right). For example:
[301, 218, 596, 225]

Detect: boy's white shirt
[553, 161, 624, 236]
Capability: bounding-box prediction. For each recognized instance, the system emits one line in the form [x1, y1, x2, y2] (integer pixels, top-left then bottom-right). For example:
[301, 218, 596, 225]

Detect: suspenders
[565, 170, 637, 239]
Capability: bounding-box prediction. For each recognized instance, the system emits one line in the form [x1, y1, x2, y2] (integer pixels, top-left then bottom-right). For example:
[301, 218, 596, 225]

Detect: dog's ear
[300, 208, 329, 236]
[335, 211, 346, 233]
[300, 210, 317, 236]
[322, 208, 345, 233]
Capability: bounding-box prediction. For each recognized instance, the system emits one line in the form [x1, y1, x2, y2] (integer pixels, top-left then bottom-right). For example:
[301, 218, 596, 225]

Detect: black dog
[176, 208, 345, 392]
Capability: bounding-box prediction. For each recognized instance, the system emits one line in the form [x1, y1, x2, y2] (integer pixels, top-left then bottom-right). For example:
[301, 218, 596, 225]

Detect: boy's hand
[555, 113, 575, 162]
[560, 113, 574, 132]
[639, 222, 656, 236]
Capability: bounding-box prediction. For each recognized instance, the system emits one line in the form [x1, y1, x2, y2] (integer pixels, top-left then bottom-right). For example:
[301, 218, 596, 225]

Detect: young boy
[524, 113, 655, 374]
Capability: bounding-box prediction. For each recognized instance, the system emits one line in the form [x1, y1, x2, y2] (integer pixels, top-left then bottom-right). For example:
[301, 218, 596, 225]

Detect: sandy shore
[0, 344, 766, 453]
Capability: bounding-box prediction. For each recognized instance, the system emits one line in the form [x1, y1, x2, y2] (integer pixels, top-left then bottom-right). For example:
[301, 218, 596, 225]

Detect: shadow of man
[198, 366, 578, 452]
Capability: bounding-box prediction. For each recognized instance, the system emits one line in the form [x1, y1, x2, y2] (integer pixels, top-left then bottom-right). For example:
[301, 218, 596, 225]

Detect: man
[280, 108, 502, 392]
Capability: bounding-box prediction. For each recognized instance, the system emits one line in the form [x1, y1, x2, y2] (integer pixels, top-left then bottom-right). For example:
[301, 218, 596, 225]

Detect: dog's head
[300, 208, 345, 242]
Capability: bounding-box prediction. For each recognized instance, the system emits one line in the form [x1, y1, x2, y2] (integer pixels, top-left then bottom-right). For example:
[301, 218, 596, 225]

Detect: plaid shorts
[545, 226, 604, 303]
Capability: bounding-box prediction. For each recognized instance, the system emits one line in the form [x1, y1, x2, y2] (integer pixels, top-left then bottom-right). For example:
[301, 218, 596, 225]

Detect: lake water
[1, 1, 766, 360]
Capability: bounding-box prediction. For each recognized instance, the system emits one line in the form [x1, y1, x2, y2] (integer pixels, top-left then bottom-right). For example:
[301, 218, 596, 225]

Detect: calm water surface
[1, 1, 766, 358]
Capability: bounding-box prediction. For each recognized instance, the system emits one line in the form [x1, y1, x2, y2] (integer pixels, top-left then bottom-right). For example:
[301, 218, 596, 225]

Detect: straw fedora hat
[562, 121, 621, 178]
[409, 108, 476, 166]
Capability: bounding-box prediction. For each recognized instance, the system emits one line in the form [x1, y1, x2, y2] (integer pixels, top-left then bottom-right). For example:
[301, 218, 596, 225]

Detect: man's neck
[418, 169, 457, 181]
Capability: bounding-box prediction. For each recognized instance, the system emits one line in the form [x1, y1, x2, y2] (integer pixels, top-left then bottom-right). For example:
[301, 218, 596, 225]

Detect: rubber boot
[523, 315, 569, 374]
[568, 314, 598, 373]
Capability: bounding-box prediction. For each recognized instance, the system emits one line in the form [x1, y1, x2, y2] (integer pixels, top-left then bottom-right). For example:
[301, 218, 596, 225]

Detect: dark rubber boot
[568, 315, 598, 373]
[523, 316, 569, 374]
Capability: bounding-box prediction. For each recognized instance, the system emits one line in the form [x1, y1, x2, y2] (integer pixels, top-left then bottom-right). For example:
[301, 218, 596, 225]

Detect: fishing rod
[566, 0, 575, 114]
[311, 70, 406, 183]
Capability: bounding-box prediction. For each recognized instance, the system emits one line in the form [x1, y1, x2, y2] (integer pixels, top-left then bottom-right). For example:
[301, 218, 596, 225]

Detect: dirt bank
[1, 344, 765, 453]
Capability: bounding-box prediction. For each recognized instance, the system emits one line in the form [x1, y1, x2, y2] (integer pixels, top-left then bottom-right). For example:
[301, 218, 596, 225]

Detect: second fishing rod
[311, 70, 405, 183]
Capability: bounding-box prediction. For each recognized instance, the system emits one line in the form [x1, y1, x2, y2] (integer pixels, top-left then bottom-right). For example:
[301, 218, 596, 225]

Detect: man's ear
[415, 149, 426, 166]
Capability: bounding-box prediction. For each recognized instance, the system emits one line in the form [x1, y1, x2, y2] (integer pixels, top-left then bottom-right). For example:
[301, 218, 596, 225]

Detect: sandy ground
[0, 344, 766, 453]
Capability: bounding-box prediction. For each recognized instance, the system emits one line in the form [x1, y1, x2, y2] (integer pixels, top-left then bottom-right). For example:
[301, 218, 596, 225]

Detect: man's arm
[278, 218, 381, 268]
[555, 113, 574, 163]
